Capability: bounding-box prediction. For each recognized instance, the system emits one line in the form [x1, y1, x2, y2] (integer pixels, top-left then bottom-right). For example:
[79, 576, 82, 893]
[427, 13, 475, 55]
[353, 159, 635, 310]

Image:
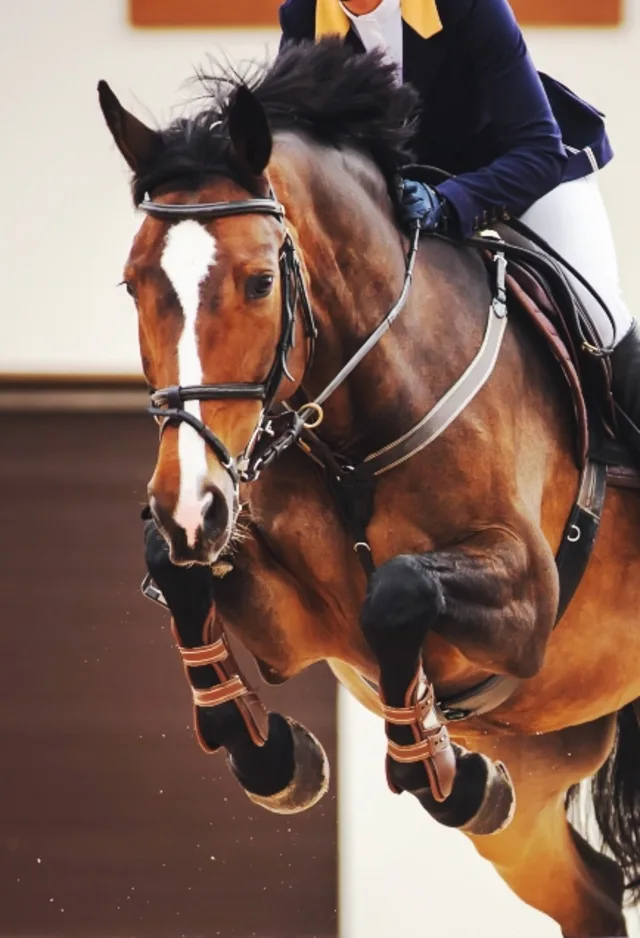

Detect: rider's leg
[520, 173, 640, 452]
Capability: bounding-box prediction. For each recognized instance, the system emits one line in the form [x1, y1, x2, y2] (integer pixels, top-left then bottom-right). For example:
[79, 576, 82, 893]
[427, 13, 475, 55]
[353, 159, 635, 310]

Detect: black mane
[133, 38, 420, 203]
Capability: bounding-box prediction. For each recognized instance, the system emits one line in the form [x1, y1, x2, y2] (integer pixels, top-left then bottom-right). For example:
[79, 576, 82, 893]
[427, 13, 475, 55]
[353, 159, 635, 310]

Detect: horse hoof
[459, 756, 516, 836]
[238, 719, 330, 815]
[406, 745, 516, 835]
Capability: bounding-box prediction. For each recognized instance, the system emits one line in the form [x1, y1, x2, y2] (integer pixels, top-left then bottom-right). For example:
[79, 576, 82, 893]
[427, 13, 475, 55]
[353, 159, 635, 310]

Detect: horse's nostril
[201, 486, 229, 543]
[148, 495, 172, 535]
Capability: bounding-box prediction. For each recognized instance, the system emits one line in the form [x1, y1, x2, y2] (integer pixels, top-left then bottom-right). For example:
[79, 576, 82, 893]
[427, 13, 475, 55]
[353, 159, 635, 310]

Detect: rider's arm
[435, 0, 567, 237]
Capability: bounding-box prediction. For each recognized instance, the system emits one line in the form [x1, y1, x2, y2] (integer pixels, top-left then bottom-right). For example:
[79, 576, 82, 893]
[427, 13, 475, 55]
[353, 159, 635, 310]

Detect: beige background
[2, 1, 639, 373]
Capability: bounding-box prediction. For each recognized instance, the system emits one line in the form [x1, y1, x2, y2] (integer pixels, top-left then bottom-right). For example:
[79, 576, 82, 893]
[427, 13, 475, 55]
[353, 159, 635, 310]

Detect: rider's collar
[315, 0, 442, 40]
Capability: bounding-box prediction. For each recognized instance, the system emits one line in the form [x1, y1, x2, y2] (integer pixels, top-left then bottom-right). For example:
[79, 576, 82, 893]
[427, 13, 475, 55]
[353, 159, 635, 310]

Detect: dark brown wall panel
[129, 0, 622, 28]
[0, 410, 337, 937]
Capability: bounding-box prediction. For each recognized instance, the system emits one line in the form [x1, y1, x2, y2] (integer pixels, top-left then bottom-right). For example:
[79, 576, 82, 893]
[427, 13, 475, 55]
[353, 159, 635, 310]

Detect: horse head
[99, 80, 310, 565]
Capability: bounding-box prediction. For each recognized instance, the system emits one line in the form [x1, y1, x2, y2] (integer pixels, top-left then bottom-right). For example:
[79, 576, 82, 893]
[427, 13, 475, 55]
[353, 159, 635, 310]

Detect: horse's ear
[227, 85, 272, 177]
[97, 80, 162, 173]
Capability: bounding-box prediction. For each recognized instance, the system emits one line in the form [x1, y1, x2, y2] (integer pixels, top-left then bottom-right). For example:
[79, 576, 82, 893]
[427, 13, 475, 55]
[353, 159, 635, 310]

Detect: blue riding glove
[399, 179, 446, 232]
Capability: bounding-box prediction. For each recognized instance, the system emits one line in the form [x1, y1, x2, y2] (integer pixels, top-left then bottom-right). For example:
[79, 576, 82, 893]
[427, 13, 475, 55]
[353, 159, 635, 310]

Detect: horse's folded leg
[359, 544, 545, 835]
[227, 714, 330, 815]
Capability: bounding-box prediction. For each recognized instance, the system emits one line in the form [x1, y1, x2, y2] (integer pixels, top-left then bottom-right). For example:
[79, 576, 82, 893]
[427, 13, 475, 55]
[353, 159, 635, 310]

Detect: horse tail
[590, 702, 640, 900]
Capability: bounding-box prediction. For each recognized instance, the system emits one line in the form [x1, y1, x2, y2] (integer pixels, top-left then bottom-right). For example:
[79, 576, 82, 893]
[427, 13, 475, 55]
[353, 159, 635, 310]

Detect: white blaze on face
[160, 220, 217, 546]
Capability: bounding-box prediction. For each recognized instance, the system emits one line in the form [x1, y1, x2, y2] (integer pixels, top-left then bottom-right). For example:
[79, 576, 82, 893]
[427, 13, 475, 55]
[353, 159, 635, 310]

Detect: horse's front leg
[144, 521, 329, 815]
[360, 523, 558, 834]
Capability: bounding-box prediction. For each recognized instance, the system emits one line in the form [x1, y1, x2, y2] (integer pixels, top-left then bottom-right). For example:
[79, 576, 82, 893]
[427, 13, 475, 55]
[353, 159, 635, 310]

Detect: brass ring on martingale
[581, 340, 605, 357]
[299, 402, 324, 429]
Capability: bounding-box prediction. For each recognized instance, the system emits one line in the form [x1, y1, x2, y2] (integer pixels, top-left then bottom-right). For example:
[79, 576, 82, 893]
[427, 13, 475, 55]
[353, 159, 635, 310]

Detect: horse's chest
[248, 498, 370, 659]
[266, 506, 364, 604]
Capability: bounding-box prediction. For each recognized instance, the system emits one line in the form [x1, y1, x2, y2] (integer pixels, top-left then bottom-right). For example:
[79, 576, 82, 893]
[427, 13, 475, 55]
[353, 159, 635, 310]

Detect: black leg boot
[611, 320, 640, 460]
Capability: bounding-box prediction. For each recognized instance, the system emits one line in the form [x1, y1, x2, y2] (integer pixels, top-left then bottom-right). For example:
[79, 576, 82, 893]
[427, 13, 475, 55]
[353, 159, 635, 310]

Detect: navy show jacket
[278, 0, 613, 236]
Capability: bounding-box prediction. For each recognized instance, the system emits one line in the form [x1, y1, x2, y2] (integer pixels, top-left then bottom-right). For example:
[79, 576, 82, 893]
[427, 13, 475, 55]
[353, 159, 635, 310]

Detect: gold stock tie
[315, 0, 442, 41]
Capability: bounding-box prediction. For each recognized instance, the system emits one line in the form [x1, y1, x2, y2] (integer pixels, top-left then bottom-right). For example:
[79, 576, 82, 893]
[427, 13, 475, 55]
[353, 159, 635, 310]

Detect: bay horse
[98, 40, 640, 936]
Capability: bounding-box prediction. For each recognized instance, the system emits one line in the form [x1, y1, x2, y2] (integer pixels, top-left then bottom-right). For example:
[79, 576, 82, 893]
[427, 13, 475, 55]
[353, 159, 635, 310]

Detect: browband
[140, 198, 286, 222]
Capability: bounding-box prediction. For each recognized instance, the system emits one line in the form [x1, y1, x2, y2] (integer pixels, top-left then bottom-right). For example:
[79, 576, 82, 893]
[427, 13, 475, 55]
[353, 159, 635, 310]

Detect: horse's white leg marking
[161, 221, 216, 546]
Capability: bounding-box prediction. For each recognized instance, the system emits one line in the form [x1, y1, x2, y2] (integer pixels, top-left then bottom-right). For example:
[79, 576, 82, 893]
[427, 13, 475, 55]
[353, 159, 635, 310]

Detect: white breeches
[519, 174, 632, 348]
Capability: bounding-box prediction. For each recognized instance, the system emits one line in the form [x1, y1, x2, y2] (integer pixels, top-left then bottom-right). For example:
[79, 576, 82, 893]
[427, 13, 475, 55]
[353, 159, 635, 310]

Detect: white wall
[1, 0, 640, 372]
[1, 1, 279, 373]
[338, 694, 640, 938]
[338, 690, 563, 938]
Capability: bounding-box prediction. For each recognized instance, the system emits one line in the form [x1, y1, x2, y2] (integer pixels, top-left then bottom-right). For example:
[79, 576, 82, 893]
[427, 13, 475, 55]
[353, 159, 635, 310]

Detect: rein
[243, 224, 423, 480]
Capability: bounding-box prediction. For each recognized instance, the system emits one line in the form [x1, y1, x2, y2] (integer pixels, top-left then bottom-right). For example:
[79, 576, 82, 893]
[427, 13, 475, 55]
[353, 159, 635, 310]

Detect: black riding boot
[611, 320, 640, 459]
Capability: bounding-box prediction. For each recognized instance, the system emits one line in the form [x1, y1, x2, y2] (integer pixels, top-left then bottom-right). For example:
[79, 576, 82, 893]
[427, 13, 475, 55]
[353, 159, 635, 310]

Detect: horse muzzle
[148, 483, 231, 566]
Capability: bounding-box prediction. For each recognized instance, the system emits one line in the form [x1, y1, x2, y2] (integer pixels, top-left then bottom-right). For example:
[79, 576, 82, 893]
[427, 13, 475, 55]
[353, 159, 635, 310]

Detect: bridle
[142, 195, 319, 486]
[141, 191, 421, 486]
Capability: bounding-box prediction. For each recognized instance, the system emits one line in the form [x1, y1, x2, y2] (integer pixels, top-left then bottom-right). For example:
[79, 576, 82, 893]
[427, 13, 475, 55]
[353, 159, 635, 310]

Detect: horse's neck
[270, 137, 574, 502]
[271, 136, 496, 457]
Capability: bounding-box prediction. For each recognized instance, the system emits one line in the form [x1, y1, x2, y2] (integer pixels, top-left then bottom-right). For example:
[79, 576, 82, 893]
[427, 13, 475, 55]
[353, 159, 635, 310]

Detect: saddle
[486, 221, 639, 487]
[403, 163, 639, 487]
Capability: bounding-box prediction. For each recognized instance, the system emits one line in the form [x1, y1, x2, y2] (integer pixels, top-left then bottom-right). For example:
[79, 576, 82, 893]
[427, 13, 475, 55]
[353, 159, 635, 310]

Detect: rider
[278, 0, 640, 456]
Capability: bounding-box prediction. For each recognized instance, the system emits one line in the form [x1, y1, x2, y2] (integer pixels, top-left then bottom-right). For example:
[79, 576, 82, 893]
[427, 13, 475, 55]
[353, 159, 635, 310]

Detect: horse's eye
[245, 273, 275, 301]
[124, 281, 136, 299]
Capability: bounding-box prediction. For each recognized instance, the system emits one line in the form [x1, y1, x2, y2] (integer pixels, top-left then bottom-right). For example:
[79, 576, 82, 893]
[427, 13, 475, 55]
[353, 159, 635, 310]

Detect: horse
[98, 39, 640, 936]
